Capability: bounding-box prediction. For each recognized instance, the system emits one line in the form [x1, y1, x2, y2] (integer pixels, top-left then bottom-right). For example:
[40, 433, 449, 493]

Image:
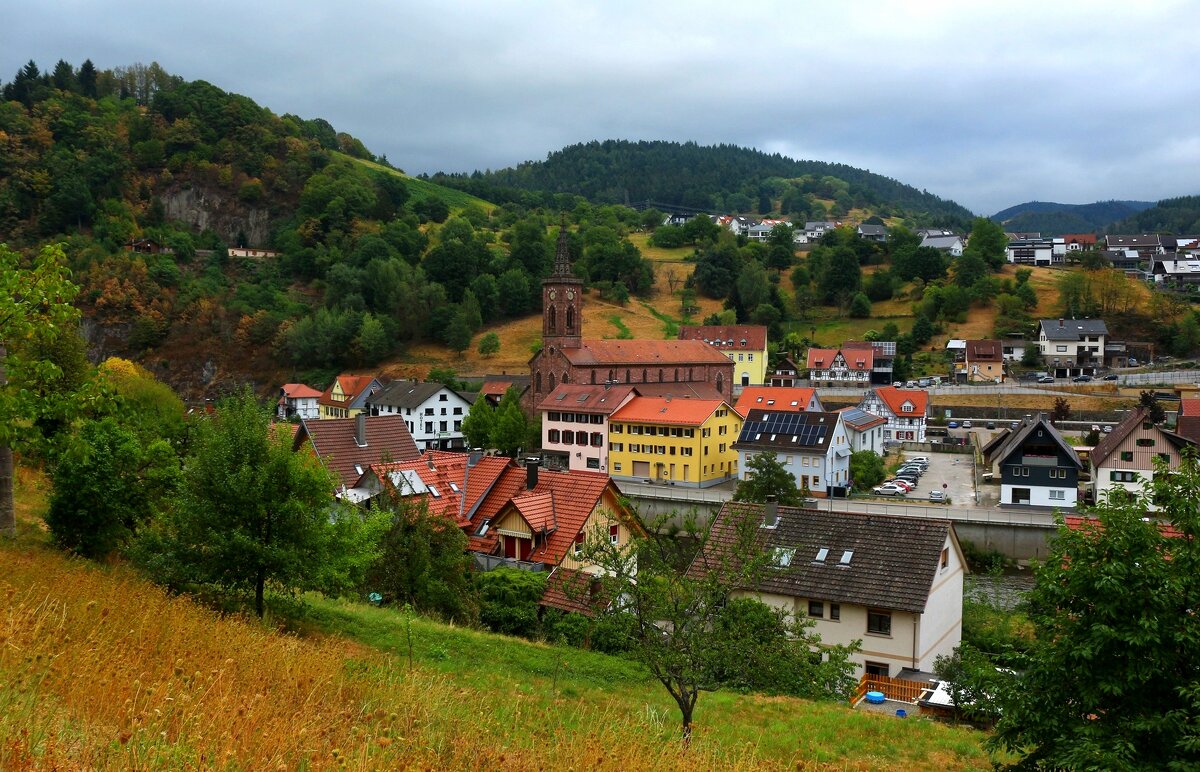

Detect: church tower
[542, 225, 583, 353]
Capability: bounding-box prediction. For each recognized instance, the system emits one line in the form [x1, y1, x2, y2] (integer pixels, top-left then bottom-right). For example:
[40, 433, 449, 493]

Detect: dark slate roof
[857, 224, 887, 237]
[984, 413, 1082, 470]
[688, 502, 952, 614]
[366, 380, 456, 410]
[733, 409, 841, 452]
[1039, 318, 1109, 341]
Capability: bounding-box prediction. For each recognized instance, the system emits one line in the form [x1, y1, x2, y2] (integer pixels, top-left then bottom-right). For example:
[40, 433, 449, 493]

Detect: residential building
[1000, 335, 1028, 362]
[1105, 234, 1167, 260]
[227, 247, 280, 259]
[608, 397, 742, 488]
[1038, 318, 1108, 377]
[747, 219, 789, 241]
[529, 228, 734, 406]
[689, 500, 965, 677]
[843, 340, 896, 384]
[837, 407, 888, 455]
[734, 386, 823, 417]
[1176, 399, 1200, 445]
[806, 347, 873, 386]
[981, 413, 1082, 508]
[768, 356, 801, 387]
[1006, 237, 1057, 266]
[319, 374, 385, 419]
[856, 223, 888, 242]
[858, 387, 929, 443]
[344, 450, 511, 525]
[678, 324, 769, 388]
[537, 383, 638, 473]
[1062, 233, 1097, 252]
[1103, 249, 1146, 275]
[1151, 257, 1200, 287]
[733, 409, 851, 497]
[919, 234, 964, 256]
[293, 414, 420, 488]
[477, 375, 529, 407]
[276, 383, 322, 421]
[1088, 407, 1196, 506]
[963, 339, 1005, 383]
[365, 380, 473, 451]
[804, 221, 838, 241]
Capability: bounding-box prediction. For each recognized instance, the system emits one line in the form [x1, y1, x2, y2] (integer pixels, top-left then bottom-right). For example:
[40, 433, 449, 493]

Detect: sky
[4, 1, 1199, 215]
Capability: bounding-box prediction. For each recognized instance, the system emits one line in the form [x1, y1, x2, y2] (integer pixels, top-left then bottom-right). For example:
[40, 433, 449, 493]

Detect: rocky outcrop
[159, 183, 273, 246]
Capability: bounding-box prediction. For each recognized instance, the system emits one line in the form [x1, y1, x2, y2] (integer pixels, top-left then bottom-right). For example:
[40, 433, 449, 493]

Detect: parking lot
[872, 449, 977, 505]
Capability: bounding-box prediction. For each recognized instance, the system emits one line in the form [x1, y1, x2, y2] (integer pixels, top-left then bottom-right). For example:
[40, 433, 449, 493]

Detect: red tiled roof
[536, 383, 638, 414]
[496, 470, 626, 567]
[562, 339, 732, 366]
[471, 465, 529, 533]
[678, 325, 768, 352]
[873, 386, 929, 417]
[540, 567, 608, 617]
[631, 382, 725, 400]
[480, 380, 513, 398]
[279, 383, 323, 401]
[294, 415, 419, 487]
[319, 374, 380, 408]
[1181, 399, 1200, 417]
[734, 387, 818, 417]
[610, 396, 726, 426]
[362, 451, 510, 528]
[511, 490, 557, 532]
[1064, 514, 1182, 539]
[806, 347, 873, 371]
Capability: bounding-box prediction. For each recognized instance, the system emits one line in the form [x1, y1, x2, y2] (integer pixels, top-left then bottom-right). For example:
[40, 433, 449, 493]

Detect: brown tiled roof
[734, 387, 818, 417]
[1091, 407, 1196, 465]
[362, 451, 510, 528]
[965, 339, 1003, 362]
[480, 380, 513, 398]
[294, 415, 419, 487]
[540, 567, 608, 617]
[1065, 514, 1183, 539]
[536, 383, 639, 414]
[562, 339, 732, 366]
[631, 382, 726, 400]
[688, 502, 952, 614]
[678, 325, 768, 351]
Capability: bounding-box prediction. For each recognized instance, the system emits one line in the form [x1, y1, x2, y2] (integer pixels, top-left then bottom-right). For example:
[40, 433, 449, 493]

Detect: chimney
[764, 494, 779, 527]
[355, 413, 367, 447]
[1058, 318, 1065, 328]
[525, 457, 539, 490]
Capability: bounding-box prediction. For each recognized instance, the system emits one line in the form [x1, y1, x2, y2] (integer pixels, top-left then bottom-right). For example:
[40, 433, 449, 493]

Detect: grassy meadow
[1, 469, 994, 770]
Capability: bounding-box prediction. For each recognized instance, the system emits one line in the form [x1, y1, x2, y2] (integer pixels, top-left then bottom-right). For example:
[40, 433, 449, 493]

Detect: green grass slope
[346, 154, 496, 212]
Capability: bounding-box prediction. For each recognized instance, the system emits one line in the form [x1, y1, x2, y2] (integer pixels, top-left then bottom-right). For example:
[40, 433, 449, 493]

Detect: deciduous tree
[733, 451, 804, 506]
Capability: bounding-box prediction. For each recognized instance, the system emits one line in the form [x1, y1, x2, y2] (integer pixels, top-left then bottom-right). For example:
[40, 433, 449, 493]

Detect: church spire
[552, 217, 574, 277]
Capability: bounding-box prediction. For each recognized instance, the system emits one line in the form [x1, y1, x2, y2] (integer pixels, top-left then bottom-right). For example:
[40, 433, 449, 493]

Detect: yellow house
[678, 325, 769, 388]
[608, 397, 742, 488]
[318, 374, 384, 419]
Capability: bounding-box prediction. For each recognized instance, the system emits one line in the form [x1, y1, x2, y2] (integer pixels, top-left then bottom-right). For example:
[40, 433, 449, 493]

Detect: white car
[873, 483, 906, 496]
[962, 420, 973, 429]
[929, 490, 946, 501]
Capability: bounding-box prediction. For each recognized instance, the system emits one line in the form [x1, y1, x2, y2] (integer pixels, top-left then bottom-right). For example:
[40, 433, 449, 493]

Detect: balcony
[473, 554, 546, 573]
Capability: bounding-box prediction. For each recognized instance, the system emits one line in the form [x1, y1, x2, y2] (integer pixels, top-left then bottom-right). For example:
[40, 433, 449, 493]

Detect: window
[829, 603, 840, 621]
[1120, 451, 1133, 462]
[439, 421, 447, 431]
[865, 661, 889, 677]
[1056, 345, 1068, 353]
[424, 407, 434, 416]
[611, 424, 622, 434]
[1136, 438, 1156, 447]
[610, 524, 620, 545]
[591, 433, 603, 447]
[614, 463, 622, 472]
[1049, 490, 1065, 500]
[1110, 470, 1139, 482]
[1159, 453, 1171, 463]
[808, 601, 824, 618]
[424, 422, 433, 434]
[573, 532, 584, 556]
[439, 393, 447, 401]
[548, 429, 560, 444]
[549, 412, 561, 422]
[586, 458, 600, 469]
[867, 610, 891, 636]
[941, 548, 949, 569]
[562, 430, 574, 444]
[610, 442, 623, 452]
[453, 407, 463, 415]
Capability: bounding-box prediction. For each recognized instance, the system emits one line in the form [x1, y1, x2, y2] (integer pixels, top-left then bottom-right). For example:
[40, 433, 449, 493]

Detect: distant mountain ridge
[990, 200, 1154, 235]
[430, 139, 975, 227]
[1106, 196, 1200, 235]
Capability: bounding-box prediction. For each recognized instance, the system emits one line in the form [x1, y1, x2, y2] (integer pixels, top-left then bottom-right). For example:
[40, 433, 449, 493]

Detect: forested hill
[1106, 196, 1200, 234]
[428, 140, 975, 227]
[990, 200, 1154, 235]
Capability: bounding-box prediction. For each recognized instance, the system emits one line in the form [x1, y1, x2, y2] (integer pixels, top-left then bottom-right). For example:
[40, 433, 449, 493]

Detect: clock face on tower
[548, 289, 557, 300]
[566, 289, 575, 300]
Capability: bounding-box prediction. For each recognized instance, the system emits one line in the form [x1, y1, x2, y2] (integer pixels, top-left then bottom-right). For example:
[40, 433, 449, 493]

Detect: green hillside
[990, 200, 1154, 235]
[1107, 195, 1200, 234]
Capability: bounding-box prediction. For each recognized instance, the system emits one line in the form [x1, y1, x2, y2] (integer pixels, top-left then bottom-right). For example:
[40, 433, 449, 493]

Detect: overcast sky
[5, 1, 1198, 214]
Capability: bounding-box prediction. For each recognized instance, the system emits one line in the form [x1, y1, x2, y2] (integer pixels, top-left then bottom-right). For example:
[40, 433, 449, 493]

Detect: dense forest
[427, 140, 975, 227]
[990, 200, 1154, 235]
[1106, 196, 1200, 235]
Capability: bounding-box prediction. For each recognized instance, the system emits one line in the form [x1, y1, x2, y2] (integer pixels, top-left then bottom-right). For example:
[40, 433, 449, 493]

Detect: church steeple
[542, 223, 583, 352]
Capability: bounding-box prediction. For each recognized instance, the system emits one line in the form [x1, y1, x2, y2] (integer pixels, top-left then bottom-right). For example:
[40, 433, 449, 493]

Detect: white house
[804, 221, 838, 241]
[276, 383, 322, 420]
[981, 413, 1082, 508]
[690, 500, 965, 678]
[1038, 318, 1108, 377]
[365, 380, 473, 451]
[733, 409, 851, 497]
[837, 407, 887, 455]
[920, 234, 964, 256]
[858, 386, 928, 443]
[1087, 406, 1196, 507]
[1006, 237, 1056, 266]
[806, 347, 873, 386]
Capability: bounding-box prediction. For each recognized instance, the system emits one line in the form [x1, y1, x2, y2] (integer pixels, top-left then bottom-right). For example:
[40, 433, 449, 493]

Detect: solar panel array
[738, 410, 829, 447]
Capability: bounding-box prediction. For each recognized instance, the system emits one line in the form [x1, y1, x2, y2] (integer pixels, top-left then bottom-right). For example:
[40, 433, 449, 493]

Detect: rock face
[160, 183, 273, 246]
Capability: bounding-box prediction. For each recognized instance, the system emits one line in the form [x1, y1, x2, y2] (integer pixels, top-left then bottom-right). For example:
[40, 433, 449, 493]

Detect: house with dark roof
[856, 223, 888, 242]
[678, 325, 769, 388]
[858, 387, 929, 443]
[836, 408, 888, 455]
[982, 413, 1082, 508]
[277, 383, 322, 421]
[962, 339, 1005, 383]
[734, 410, 851, 497]
[366, 380, 472, 451]
[537, 383, 639, 473]
[768, 355, 802, 387]
[1038, 318, 1108, 377]
[294, 414, 420, 488]
[318, 374, 385, 419]
[1105, 234, 1168, 260]
[689, 500, 965, 677]
[1088, 406, 1196, 506]
[733, 386, 823, 417]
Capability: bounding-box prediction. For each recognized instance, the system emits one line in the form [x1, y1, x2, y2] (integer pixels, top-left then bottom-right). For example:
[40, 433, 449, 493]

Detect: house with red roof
[678, 324, 769, 388]
[537, 383, 639, 473]
[293, 414, 420, 488]
[608, 396, 743, 487]
[806, 347, 873, 386]
[1088, 406, 1196, 507]
[319, 374, 385, 419]
[734, 386, 823, 417]
[858, 387, 929, 443]
[346, 450, 511, 523]
[277, 383, 322, 421]
[1175, 399, 1200, 445]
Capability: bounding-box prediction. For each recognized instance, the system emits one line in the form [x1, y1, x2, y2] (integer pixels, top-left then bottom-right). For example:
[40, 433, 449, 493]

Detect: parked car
[929, 490, 946, 502]
[918, 378, 932, 388]
[986, 421, 996, 429]
[963, 420, 973, 429]
[896, 471, 922, 481]
[909, 456, 930, 463]
[1073, 375, 1093, 383]
[873, 483, 905, 496]
[892, 381, 902, 387]
[948, 421, 959, 429]
[1103, 373, 1119, 381]
[1091, 424, 1101, 432]
[889, 479, 915, 491]
[1010, 421, 1019, 429]
[1129, 358, 1139, 366]
[1103, 425, 1113, 433]
[1037, 376, 1055, 384]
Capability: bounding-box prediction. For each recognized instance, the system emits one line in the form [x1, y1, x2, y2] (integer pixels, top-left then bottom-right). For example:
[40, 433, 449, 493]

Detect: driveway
[877, 450, 977, 506]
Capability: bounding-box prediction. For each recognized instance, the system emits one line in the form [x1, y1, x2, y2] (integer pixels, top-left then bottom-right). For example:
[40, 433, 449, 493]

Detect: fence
[473, 554, 546, 573]
[850, 673, 928, 705]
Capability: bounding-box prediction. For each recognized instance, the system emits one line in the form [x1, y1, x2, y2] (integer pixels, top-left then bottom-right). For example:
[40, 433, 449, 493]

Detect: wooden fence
[850, 672, 928, 705]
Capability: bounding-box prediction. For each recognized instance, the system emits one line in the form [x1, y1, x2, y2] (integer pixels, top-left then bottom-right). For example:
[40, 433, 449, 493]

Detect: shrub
[477, 568, 546, 639]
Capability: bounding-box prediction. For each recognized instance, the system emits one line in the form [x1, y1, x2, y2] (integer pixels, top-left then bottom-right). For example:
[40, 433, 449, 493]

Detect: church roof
[562, 339, 733, 367]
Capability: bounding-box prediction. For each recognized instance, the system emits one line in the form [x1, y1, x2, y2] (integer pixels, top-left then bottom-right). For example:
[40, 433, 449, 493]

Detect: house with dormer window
[806, 348, 873, 386]
[858, 387, 928, 443]
[733, 410, 851, 498]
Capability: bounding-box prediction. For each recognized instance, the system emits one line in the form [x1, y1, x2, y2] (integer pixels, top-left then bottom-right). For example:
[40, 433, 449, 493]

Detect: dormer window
[814, 547, 829, 563]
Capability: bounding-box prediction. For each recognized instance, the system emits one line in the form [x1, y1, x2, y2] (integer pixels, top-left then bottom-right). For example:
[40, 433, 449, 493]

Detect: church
[528, 228, 734, 407]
